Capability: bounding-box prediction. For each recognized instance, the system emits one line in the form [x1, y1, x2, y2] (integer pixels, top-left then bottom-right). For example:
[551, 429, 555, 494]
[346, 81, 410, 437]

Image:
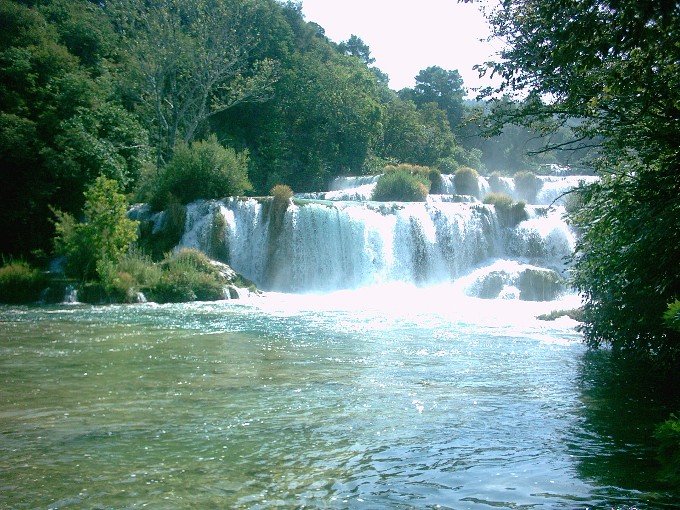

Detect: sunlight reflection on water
[0, 297, 676, 509]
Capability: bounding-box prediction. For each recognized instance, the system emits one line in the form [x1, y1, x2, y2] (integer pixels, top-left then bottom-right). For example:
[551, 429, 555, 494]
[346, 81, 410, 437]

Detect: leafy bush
[0, 261, 47, 304]
[149, 135, 252, 210]
[97, 250, 162, 302]
[383, 164, 441, 191]
[153, 248, 225, 303]
[137, 196, 187, 261]
[53, 176, 138, 281]
[514, 170, 543, 203]
[208, 210, 229, 263]
[483, 191, 514, 209]
[371, 169, 430, 202]
[537, 308, 585, 321]
[453, 167, 480, 197]
[483, 192, 528, 227]
[436, 157, 460, 174]
[655, 414, 680, 486]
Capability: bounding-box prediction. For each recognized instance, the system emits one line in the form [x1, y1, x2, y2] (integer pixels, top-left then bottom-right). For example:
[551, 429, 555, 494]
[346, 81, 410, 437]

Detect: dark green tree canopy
[338, 34, 375, 65]
[482, 0, 680, 364]
[400, 66, 466, 129]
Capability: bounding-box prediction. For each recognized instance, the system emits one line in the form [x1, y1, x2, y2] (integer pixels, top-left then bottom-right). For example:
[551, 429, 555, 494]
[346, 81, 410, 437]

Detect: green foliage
[208, 210, 229, 263]
[378, 94, 457, 168]
[453, 167, 480, 198]
[655, 414, 680, 486]
[137, 197, 187, 261]
[109, 0, 278, 164]
[569, 169, 680, 364]
[399, 65, 466, 130]
[53, 176, 138, 281]
[513, 171, 542, 203]
[0, 260, 47, 304]
[663, 300, 680, 333]
[482, 192, 527, 228]
[149, 135, 251, 210]
[271, 184, 294, 208]
[537, 308, 585, 322]
[95, 249, 161, 303]
[383, 164, 441, 192]
[371, 169, 429, 202]
[0, 0, 149, 258]
[483, 192, 513, 209]
[153, 249, 225, 303]
[483, 0, 680, 362]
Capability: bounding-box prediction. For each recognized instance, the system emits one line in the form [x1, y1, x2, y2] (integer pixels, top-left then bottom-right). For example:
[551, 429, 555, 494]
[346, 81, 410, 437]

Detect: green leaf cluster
[371, 169, 430, 202]
[483, 0, 680, 364]
[53, 176, 138, 281]
[143, 135, 251, 210]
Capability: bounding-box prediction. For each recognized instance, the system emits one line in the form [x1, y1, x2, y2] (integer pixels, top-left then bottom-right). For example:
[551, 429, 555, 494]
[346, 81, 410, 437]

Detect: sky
[300, 0, 502, 95]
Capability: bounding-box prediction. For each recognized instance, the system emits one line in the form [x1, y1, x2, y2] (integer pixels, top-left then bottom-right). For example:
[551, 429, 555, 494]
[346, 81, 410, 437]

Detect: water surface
[1, 293, 678, 509]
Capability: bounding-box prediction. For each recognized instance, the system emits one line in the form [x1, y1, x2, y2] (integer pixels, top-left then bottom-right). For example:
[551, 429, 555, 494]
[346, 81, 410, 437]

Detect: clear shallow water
[1, 292, 678, 509]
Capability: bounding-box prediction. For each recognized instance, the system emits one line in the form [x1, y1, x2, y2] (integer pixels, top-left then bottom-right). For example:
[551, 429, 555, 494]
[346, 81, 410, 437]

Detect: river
[1, 290, 678, 509]
[2, 174, 679, 508]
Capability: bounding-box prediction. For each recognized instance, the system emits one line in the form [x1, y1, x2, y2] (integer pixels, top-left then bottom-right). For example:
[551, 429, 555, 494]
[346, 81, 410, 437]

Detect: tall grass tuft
[372, 169, 429, 202]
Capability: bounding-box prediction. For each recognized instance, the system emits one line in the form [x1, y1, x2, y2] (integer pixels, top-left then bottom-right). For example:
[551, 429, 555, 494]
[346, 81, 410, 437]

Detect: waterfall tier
[178, 197, 576, 297]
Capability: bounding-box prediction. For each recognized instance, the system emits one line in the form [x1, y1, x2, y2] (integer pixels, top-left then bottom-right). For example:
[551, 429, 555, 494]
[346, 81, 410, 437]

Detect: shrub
[655, 414, 680, 485]
[53, 176, 138, 281]
[271, 184, 293, 208]
[488, 171, 512, 194]
[371, 169, 430, 202]
[152, 248, 225, 303]
[0, 261, 47, 304]
[483, 192, 528, 227]
[208, 210, 229, 263]
[453, 167, 480, 198]
[436, 157, 460, 174]
[102, 250, 162, 302]
[483, 191, 514, 209]
[537, 308, 585, 321]
[514, 170, 543, 203]
[137, 196, 186, 261]
[382, 164, 442, 194]
[149, 135, 252, 210]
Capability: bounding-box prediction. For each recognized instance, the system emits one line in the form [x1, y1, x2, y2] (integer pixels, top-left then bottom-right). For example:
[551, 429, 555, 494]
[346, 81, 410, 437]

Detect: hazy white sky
[300, 0, 501, 94]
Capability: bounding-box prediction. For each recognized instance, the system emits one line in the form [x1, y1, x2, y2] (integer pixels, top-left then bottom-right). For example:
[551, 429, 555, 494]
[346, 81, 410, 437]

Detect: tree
[401, 66, 466, 129]
[0, 0, 149, 258]
[146, 134, 251, 210]
[481, 0, 680, 363]
[338, 35, 375, 65]
[379, 94, 456, 167]
[109, 0, 279, 166]
[54, 175, 138, 281]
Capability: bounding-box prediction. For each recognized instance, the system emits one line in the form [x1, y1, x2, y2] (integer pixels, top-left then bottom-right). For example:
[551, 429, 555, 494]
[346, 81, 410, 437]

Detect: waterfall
[179, 196, 577, 296]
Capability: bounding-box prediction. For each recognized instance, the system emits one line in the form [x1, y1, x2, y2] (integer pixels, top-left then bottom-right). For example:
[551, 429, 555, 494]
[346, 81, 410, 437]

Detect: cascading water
[178, 172, 589, 298]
